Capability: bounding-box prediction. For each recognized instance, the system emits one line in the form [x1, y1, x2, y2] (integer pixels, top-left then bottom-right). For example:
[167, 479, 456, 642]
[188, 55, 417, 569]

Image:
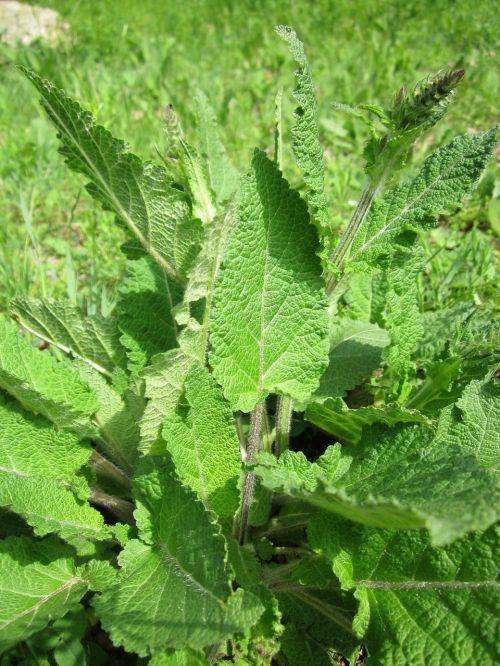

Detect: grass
[0, 0, 498, 313]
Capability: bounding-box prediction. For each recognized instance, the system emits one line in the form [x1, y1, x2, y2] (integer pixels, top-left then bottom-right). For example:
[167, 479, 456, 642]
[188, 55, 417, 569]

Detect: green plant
[0, 25, 498, 665]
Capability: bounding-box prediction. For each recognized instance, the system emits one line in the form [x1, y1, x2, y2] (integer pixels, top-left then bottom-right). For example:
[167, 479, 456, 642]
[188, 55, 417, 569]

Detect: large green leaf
[162, 366, 241, 519]
[21, 68, 202, 282]
[0, 537, 88, 652]
[10, 297, 127, 377]
[253, 423, 498, 545]
[310, 515, 499, 666]
[117, 257, 183, 374]
[348, 130, 498, 268]
[210, 150, 329, 412]
[0, 321, 97, 432]
[276, 25, 329, 232]
[94, 456, 263, 655]
[313, 319, 390, 402]
[0, 395, 107, 541]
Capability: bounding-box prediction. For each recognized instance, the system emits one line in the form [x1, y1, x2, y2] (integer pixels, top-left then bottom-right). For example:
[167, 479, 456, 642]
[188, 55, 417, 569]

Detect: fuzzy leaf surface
[73, 362, 140, 472]
[195, 91, 239, 204]
[162, 366, 241, 518]
[21, 68, 201, 281]
[0, 321, 97, 431]
[305, 397, 430, 444]
[210, 150, 329, 412]
[253, 424, 498, 545]
[436, 379, 499, 473]
[314, 320, 390, 402]
[0, 537, 88, 652]
[94, 457, 263, 655]
[0, 394, 107, 541]
[139, 350, 195, 453]
[310, 515, 500, 666]
[117, 257, 183, 373]
[10, 297, 126, 377]
[349, 129, 498, 267]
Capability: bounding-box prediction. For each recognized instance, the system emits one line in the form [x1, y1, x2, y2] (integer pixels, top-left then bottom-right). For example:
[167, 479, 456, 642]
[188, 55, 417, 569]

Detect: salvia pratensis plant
[0, 25, 498, 665]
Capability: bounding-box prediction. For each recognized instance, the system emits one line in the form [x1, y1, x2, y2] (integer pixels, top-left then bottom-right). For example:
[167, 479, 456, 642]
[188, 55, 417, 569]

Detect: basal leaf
[0, 321, 97, 432]
[348, 129, 498, 268]
[276, 25, 329, 232]
[0, 537, 88, 652]
[311, 516, 499, 666]
[314, 319, 390, 403]
[94, 456, 263, 655]
[162, 366, 241, 519]
[117, 257, 183, 374]
[305, 397, 430, 444]
[0, 393, 108, 541]
[210, 150, 329, 412]
[21, 67, 202, 281]
[253, 423, 498, 545]
[10, 297, 127, 377]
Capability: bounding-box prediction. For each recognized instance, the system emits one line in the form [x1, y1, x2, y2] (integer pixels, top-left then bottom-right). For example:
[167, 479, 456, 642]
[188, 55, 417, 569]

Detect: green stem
[90, 489, 134, 524]
[235, 401, 265, 544]
[90, 450, 131, 491]
[325, 146, 405, 296]
[325, 178, 379, 295]
[275, 395, 293, 456]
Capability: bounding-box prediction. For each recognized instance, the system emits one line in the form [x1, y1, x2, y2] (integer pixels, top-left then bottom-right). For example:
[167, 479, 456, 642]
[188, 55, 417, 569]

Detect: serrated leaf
[73, 362, 140, 472]
[117, 257, 183, 374]
[382, 246, 425, 395]
[21, 68, 202, 281]
[195, 90, 239, 204]
[0, 537, 88, 651]
[210, 150, 329, 412]
[276, 25, 329, 232]
[162, 366, 241, 519]
[139, 350, 195, 453]
[305, 397, 430, 444]
[10, 297, 126, 377]
[0, 321, 97, 432]
[348, 129, 498, 267]
[310, 515, 499, 666]
[437, 379, 500, 473]
[314, 320, 390, 402]
[0, 393, 107, 541]
[253, 423, 498, 545]
[94, 456, 263, 655]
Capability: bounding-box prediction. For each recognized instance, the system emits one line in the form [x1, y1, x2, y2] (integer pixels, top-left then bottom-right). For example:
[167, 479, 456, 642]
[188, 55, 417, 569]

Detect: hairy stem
[325, 146, 405, 295]
[90, 450, 131, 491]
[90, 489, 134, 524]
[325, 178, 379, 295]
[235, 401, 265, 544]
[275, 395, 293, 456]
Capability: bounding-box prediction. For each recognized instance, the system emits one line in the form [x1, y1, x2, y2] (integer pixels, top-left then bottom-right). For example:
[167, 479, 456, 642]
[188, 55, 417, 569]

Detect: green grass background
[1, 0, 498, 313]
